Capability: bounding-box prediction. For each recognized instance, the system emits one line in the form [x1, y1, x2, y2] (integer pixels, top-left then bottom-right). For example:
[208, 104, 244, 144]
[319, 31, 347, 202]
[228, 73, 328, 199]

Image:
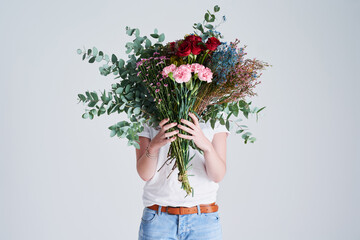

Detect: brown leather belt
[146, 202, 218, 215]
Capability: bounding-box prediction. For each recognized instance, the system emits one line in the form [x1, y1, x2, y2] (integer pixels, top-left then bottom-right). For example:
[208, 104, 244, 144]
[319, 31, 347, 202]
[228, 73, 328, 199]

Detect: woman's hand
[178, 112, 228, 182]
[148, 118, 179, 153]
[177, 112, 212, 152]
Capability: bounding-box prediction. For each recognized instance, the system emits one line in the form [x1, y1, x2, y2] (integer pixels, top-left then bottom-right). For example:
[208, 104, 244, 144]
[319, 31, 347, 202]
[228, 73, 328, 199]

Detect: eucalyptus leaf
[111, 54, 118, 63]
[145, 39, 151, 48]
[95, 55, 103, 62]
[82, 112, 89, 119]
[219, 118, 225, 125]
[210, 118, 216, 129]
[88, 56, 96, 63]
[236, 129, 244, 134]
[133, 107, 141, 115]
[78, 94, 86, 102]
[126, 27, 135, 36]
[115, 87, 124, 94]
[110, 130, 117, 137]
[158, 33, 165, 42]
[150, 33, 159, 38]
[225, 120, 230, 131]
[92, 47, 98, 56]
[118, 59, 125, 68]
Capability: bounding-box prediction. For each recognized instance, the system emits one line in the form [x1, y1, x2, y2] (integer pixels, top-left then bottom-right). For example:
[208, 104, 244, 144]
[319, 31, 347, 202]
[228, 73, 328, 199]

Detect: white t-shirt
[137, 120, 230, 207]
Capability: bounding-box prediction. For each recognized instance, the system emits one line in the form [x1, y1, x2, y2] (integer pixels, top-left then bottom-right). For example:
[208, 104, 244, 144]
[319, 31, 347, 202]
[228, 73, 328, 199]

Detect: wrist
[148, 141, 160, 155]
[202, 140, 214, 154]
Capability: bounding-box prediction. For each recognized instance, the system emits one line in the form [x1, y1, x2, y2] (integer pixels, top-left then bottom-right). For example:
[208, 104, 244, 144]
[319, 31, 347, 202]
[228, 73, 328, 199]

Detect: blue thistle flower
[210, 42, 241, 84]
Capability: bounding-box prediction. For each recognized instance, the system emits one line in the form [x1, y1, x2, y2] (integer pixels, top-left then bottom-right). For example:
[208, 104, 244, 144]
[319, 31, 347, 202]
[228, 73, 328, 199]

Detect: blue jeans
[138, 205, 222, 240]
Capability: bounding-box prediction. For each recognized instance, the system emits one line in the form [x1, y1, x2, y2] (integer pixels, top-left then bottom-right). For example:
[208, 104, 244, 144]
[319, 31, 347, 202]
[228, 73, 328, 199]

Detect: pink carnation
[173, 64, 192, 83]
[197, 67, 213, 83]
[190, 63, 205, 74]
[161, 64, 177, 77]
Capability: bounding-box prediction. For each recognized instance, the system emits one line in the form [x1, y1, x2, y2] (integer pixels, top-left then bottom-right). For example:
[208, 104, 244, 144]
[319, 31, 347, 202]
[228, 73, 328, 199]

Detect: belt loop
[158, 205, 162, 215]
[197, 204, 201, 215]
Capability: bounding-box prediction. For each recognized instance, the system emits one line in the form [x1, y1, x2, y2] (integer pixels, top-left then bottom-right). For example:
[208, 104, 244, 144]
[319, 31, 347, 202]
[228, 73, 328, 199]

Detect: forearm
[136, 143, 159, 181]
[203, 143, 226, 183]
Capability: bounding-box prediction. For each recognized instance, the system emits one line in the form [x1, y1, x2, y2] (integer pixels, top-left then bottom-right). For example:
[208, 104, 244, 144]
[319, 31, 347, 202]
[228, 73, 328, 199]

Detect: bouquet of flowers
[76, 5, 271, 197]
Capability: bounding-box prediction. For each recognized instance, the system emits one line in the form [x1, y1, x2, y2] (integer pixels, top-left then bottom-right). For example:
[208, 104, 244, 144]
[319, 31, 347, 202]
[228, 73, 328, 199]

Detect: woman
[136, 112, 229, 240]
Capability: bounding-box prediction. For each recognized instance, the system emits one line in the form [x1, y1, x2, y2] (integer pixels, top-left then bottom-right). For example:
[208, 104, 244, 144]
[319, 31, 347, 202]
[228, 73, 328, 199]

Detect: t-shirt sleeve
[137, 123, 151, 139]
[213, 120, 230, 136]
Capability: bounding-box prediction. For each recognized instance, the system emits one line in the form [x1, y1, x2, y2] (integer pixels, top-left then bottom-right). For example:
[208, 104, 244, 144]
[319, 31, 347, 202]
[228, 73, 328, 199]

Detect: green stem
[200, 50, 209, 65]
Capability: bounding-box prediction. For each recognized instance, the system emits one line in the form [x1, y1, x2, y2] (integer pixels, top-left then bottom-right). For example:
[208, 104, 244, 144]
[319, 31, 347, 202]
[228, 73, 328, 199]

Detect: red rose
[169, 41, 175, 51]
[184, 35, 200, 42]
[205, 37, 221, 51]
[191, 41, 205, 55]
[185, 35, 205, 55]
[176, 40, 192, 57]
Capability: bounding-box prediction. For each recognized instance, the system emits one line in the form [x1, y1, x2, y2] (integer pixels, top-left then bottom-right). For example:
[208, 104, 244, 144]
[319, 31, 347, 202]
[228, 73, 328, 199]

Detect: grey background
[1, 0, 359, 239]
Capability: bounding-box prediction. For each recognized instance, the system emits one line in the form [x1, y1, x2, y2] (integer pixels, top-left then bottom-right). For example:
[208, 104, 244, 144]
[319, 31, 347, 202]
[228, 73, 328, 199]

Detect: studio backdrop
[0, 0, 359, 239]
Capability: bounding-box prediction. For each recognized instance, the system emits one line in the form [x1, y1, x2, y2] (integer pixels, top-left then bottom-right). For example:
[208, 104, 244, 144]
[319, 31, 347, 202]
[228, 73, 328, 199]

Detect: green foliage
[76, 23, 169, 148]
[192, 4, 225, 41]
[201, 98, 265, 144]
[108, 121, 143, 148]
